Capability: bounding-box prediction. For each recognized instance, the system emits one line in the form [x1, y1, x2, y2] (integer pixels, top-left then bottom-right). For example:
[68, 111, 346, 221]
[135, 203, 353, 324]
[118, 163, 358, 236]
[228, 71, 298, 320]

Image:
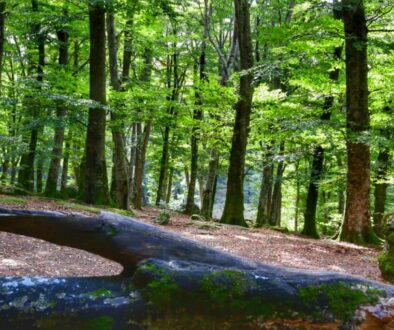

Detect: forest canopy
[0, 0, 393, 244]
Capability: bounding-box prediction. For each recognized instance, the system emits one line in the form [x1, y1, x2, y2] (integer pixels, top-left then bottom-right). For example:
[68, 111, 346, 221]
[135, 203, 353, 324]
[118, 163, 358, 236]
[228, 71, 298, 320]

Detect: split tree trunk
[220, 0, 254, 226]
[0, 208, 394, 329]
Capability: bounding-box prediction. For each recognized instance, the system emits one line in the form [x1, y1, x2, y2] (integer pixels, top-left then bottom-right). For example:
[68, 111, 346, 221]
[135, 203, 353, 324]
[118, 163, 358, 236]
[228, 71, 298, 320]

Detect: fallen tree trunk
[0, 209, 394, 329]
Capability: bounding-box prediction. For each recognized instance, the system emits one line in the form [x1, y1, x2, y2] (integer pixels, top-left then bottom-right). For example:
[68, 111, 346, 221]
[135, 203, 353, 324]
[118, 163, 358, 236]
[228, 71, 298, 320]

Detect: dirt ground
[0, 195, 384, 281]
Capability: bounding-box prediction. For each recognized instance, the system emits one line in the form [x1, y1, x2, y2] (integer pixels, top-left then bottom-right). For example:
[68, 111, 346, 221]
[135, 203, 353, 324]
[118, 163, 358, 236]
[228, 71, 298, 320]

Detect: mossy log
[1, 209, 394, 329]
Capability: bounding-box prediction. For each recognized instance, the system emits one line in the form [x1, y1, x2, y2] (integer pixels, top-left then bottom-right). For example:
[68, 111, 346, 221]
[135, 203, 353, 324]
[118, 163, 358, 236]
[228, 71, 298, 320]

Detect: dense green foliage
[0, 0, 393, 241]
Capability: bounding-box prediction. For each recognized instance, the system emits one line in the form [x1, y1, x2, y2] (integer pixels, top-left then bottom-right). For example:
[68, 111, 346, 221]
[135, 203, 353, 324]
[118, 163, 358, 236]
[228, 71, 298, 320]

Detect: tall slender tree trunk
[0, 1, 5, 183]
[220, 0, 254, 226]
[0, 1, 5, 95]
[337, 154, 345, 215]
[185, 1, 209, 215]
[340, 0, 376, 244]
[256, 145, 274, 227]
[156, 40, 179, 206]
[107, 11, 129, 210]
[201, 149, 219, 220]
[132, 48, 153, 209]
[294, 159, 300, 232]
[45, 20, 69, 197]
[82, 2, 109, 205]
[302, 146, 324, 237]
[60, 137, 71, 193]
[133, 121, 151, 209]
[269, 143, 285, 226]
[17, 0, 45, 193]
[36, 153, 43, 193]
[302, 5, 342, 237]
[166, 167, 174, 204]
[156, 125, 170, 205]
[373, 148, 390, 236]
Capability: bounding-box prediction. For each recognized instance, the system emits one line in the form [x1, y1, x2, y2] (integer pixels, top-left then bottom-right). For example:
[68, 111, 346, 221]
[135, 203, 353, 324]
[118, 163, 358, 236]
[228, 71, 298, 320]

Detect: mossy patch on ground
[0, 195, 27, 205]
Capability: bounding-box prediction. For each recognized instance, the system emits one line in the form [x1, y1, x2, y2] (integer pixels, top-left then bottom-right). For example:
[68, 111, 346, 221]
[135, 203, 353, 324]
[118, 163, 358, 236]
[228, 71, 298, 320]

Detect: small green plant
[154, 210, 170, 225]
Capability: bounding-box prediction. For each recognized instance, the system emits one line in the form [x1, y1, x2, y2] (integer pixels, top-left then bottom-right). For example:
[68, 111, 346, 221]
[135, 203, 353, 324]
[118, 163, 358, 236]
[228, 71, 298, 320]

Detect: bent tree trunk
[0, 209, 394, 329]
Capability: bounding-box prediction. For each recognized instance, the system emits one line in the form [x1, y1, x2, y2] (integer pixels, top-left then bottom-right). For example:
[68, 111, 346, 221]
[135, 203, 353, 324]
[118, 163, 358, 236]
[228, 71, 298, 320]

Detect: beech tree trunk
[201, 148, 219, 220]
[17, 0, 45, 193]
[220, 0, 254, 226]
[156, 42, 179, 206]
[132, 48, 153, 210]
[185, 1, 209, 215]
[256, 145, 273, 227]
[302, 44, 342, 238]
[82, 2, 110, 205]
[45, 20, 69, 197]
[0, 208, 394, 329]
[269, 143, 285, 226]
[340, 0, 376, 244]
[107, 11, 129, 210]
[0, 1, 5, 95]
[60, 138, 70, 193]
[373, 148, 390, 236]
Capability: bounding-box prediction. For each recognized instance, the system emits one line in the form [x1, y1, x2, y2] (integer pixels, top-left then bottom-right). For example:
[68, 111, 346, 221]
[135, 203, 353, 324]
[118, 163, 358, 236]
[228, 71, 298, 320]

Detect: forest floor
[0, 194, 384, 281]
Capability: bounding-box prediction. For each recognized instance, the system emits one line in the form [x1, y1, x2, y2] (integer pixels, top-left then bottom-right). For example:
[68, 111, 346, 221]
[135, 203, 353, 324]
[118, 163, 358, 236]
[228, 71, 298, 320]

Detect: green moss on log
[299, 282, 384, 320]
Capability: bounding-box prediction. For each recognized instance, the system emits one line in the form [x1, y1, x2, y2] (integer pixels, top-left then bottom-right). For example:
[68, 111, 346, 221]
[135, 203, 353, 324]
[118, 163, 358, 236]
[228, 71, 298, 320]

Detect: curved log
[0, 208, 394, 329]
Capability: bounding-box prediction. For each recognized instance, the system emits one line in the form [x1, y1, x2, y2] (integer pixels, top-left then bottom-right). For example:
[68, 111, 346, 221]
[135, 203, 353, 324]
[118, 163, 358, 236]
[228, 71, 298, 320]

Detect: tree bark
[107, 11, 129, 210]
[156, 42, 180, 206]
[340, 0, 376, 244]
[0, 208, 394, 329]
[156, 125, 170, 205]
[185, 0, 209, 215]
[45, 21, 69, 197]
[82, 2, 110, 205]
[302, 146, 324, 238]
[373, 148, 390, 236]
[220, 0, 254, 226]
[0, 1, 5, 95]
[60, 138, 70, 193]
[201, 148, 219, 220]
[132, 48, 153, 210]
[302, 44, 342, 237]
[256, 144, 274, 227]
[17, 0, 45, 193]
